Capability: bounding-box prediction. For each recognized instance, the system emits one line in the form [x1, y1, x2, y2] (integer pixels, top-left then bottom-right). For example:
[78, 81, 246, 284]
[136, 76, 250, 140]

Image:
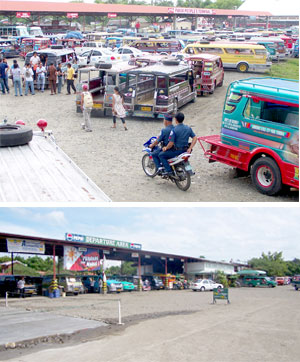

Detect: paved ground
[0, 307, 106, 346]
[1, 286, 299, 361]
[1, 60, 298, 202]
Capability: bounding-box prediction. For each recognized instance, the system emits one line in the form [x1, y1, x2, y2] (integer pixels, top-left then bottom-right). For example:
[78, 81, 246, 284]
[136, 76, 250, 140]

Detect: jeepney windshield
[126, 74, 137, 91]
[137, 74, 155, 92]
[204, 62, 213, 71]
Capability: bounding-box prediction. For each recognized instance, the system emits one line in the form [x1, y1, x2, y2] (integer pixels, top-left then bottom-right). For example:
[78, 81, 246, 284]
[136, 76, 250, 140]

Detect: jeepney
[198, 77, 299, 196]
[123, 60, 196, 118]
[19, 37, 51, 58]
[76, 62, 138, 117]
[187, 54, 224, 96]
[292, 275, 300, 290]
[0, 38, 19, 58]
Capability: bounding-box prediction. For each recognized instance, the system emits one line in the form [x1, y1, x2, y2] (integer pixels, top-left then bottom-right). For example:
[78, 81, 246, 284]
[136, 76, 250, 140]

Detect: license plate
[141, 106, 151, 111]
[185, 164, 192, 171]
[93, 103, 102, 109]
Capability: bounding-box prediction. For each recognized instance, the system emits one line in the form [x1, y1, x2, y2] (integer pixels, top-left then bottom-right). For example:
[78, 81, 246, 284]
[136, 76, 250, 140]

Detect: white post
[5, 292, 8, 307]
[118, 300, 123, 325]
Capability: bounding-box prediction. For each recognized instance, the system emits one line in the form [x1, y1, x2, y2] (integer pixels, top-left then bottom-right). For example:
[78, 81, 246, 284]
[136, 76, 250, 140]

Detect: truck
[198, 77, 299, 196]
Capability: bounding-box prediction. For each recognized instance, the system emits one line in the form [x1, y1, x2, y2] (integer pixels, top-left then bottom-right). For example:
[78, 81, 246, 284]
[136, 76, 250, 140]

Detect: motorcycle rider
[149, 114, 174, 174]
[159, 112, 197, 176]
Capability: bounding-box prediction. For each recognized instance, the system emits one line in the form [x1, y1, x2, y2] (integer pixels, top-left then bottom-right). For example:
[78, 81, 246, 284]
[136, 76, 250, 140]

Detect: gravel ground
[0, 61, 298, 202]
[2, 286, 300, 362]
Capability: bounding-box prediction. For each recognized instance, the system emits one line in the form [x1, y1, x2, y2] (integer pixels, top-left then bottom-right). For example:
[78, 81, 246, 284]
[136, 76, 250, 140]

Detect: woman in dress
[112, 86, 128, 131]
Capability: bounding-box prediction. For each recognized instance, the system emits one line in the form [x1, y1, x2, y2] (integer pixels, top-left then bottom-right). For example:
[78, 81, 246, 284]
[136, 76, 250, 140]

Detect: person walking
[17, 277, 25, 298]
[48, 63, 57, 95]
[56, 62, 63, 94]
[80, 84, 93, 132]
[36, 61, 46, 92]
[0, 58, 9, 94]
[30, 51, 40, 80]
[112, 86, 128, 130]
[66, 63, 76, 95]
[10, 60, 22, 96]
[23, 63, 35, 96]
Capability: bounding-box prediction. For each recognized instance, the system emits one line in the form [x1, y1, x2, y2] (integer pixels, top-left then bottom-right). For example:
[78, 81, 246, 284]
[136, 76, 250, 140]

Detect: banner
[168, 8, 216, 15]
[7, 238, 45, 254]
[67, 13, 78, 19]
[108, 13, 117, 18]
[16, 12, 31, 19]
[64, 245, 101, 271]
[65, 233, 142, 250]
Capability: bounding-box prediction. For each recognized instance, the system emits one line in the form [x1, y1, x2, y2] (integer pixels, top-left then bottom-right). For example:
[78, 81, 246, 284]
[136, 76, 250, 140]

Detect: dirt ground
[2, 286, 300, 362]
[0, 61, 298, 202]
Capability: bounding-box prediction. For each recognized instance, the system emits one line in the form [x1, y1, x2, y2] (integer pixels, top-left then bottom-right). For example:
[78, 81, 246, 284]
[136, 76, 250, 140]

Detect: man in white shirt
[23, 63, 35, 96]
[36, 61, 46, 92]
[17, 276, 25, 298]
[30, 52, 40, 80]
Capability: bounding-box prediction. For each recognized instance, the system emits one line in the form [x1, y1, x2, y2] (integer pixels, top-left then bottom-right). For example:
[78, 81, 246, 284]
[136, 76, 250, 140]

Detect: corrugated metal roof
[0, 132, 111, 203]
[0, 2, 273, 17]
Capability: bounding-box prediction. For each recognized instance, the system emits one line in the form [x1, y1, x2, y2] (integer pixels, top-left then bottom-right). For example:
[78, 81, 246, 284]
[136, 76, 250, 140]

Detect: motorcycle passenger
[159, 112, 197, 176]
[149, 114, 174, 174]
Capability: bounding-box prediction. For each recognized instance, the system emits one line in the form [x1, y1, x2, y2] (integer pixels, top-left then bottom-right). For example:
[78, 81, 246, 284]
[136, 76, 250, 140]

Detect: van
[187, 54, 224, 95]
[198, 77, 299, 195]
[182, 42, 271, 73]
[42, 275, 84, 296]
[124, 60, 196, 118]
[132, 39, 182, 54]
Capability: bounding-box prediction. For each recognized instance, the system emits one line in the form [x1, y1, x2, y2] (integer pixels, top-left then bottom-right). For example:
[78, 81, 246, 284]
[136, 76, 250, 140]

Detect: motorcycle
[142, 136, 194, 191]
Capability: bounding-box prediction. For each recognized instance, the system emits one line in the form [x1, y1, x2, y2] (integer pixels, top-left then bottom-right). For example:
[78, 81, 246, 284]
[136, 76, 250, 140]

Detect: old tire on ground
[0, 124, 33, 147]
[237, 62, 249, 73]
[163, 59, 180, 66]
[251, 157, 282, 196]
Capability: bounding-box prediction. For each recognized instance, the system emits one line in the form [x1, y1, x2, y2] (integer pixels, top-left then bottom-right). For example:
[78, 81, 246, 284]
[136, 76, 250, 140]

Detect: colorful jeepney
[198, 77, 299, 195]
[123, 61, 196, 118]
[19, 37, 51, 58]
[76, 62, 138, 117]
[187, 54, 224, 96]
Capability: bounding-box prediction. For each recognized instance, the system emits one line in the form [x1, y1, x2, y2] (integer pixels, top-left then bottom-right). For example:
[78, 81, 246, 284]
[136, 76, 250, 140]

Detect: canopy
[237, 269, 266, 276]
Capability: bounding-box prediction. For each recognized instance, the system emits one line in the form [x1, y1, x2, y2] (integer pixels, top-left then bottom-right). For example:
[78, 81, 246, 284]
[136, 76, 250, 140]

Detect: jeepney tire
[295, 286, 298, 290]
[218, 79, 224, 87]
[162, 59, 180, 66]
[251, 157, 282, 196]
[0, 124, 33, 147]
[237, 62, 249, 73]
[95, 63, 112, 69]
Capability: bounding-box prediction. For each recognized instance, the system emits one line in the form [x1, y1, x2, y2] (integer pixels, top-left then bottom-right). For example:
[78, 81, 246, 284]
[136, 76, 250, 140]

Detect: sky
[0, 207, 299, 262]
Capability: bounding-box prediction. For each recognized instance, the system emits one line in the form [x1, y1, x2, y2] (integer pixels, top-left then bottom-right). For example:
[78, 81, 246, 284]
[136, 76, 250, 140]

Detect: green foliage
[266, 58, 299, 80]
[248, 251, 288, 277]
[106, 265, 121, 275]
[227, 274, 239, 287]
[3, 264, 41, 276]
[121, 261, 137, 275]
[215, 270, 228, 287]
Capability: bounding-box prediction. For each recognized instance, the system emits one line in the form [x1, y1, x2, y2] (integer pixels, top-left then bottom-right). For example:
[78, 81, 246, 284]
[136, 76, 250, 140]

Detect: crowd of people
[0, 52, 77, 96]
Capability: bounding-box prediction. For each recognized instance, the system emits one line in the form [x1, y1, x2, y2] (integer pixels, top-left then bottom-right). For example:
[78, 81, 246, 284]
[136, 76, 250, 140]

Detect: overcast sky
[0, 207, 299, 262]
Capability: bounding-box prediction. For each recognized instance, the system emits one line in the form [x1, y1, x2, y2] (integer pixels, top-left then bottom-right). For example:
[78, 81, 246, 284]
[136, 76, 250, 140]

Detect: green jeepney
[198, 77, 299, 195]
[238, 270, 277, 288]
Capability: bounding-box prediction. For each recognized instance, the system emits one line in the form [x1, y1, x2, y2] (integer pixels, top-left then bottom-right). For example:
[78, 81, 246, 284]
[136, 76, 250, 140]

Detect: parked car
[0, 275, 38, 297]
[191, 279, 223, 292]
[77, 48, 114, 66]
[116, 46, 145, 61]
[106, 278, 123, 293]
[276, 277, 285, 286]
[142, 275, 164, 290]
[42, 275, 84, 296]
[241, 276, 277, 288]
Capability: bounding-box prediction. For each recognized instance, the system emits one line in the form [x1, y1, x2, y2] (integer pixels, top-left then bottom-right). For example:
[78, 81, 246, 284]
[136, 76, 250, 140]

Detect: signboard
[64, 246, 101, 271]
[213, 288, 230, 304]
[16, 12, 31, 19]
[168, 8, 216, 15]
[108, 13, 117, 18]
[67, 13, 79, 19]
[7, 239, 45, 254]
[65, 233, 142, 250]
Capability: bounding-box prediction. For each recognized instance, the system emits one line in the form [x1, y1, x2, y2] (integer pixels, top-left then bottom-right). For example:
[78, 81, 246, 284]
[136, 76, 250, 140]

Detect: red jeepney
[57, 38, 85, 49]
[187, 54, 224, 96]
[19, 37, 51, 58]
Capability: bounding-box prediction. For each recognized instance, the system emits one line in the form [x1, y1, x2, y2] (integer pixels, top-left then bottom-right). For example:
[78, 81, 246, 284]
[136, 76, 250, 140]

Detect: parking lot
[1, 285, 299, 361]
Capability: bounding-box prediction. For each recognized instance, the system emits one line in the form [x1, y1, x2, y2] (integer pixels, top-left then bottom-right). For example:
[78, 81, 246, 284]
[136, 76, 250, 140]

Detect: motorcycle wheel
[142, 153, 157, 178]
[174, 165, 191, 191]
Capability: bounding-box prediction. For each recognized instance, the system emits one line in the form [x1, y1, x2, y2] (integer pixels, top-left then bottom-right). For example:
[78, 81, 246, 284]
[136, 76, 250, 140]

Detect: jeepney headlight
[159, 90, 164, 94]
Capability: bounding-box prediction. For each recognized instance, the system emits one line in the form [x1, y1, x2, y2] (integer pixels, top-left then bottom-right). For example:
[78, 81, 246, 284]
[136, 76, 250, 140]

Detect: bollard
[5, 292, 8, 307]
[102, 281, 107, 294]
[164, 277, 169, 290]
[118, 300, 124, 325]
[138, 278, 143, 292]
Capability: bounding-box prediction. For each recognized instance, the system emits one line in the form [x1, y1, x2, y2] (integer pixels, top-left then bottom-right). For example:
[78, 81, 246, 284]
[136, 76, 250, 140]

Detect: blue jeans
[37, 74, 45, 91]
[0, 77, 9, 93]
[151, 147, 162, 170]
[13, 79, 22, 96]
[159, 150, 183, 173]
[57, 76, 62, 93]
[25, 80, 35, 95]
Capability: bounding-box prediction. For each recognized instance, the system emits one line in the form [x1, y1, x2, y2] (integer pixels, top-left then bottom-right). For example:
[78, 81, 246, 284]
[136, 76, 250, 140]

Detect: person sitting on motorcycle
[158, 112, 197, 176]
[149, 114, 174, 174]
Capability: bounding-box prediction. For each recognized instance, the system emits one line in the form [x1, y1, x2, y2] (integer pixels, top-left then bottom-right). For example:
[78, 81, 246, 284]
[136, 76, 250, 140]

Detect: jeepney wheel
[209, 82, 216, 94]
[218, 78, 224, 87]
[174, 165, 191, 191]
[237, 62, 249, 73]
[295, 286, 298, 291]
[251, 157, 282, 196]
[142, 154, 157, 178]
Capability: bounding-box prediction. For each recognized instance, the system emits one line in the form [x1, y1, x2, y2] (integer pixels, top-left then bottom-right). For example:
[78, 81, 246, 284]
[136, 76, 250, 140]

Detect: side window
[243, 99, 262, 119]
[261, 102, 299, 126]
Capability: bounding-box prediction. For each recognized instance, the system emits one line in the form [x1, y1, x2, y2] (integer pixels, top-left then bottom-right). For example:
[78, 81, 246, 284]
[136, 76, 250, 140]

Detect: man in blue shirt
[0, 58, 9, 94]
[149, 114, 174, 173]
[158, 112, 197, 176]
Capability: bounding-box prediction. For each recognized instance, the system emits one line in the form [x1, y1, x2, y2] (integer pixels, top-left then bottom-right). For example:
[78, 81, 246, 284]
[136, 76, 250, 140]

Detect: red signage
[16, 12, 31, 19]
[67, 13, 79, 19]
[108, 13, 117, 18]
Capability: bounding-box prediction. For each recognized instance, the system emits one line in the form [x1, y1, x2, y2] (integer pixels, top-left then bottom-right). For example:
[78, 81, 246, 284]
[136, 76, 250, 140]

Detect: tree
[214, 270, 228, 287]
[121, 261, 136, 275]
[248, 251, 288, 277]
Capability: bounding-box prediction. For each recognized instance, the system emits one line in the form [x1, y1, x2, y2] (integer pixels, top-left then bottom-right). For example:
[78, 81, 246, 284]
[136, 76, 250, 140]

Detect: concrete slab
[0, 307, 106, 345]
